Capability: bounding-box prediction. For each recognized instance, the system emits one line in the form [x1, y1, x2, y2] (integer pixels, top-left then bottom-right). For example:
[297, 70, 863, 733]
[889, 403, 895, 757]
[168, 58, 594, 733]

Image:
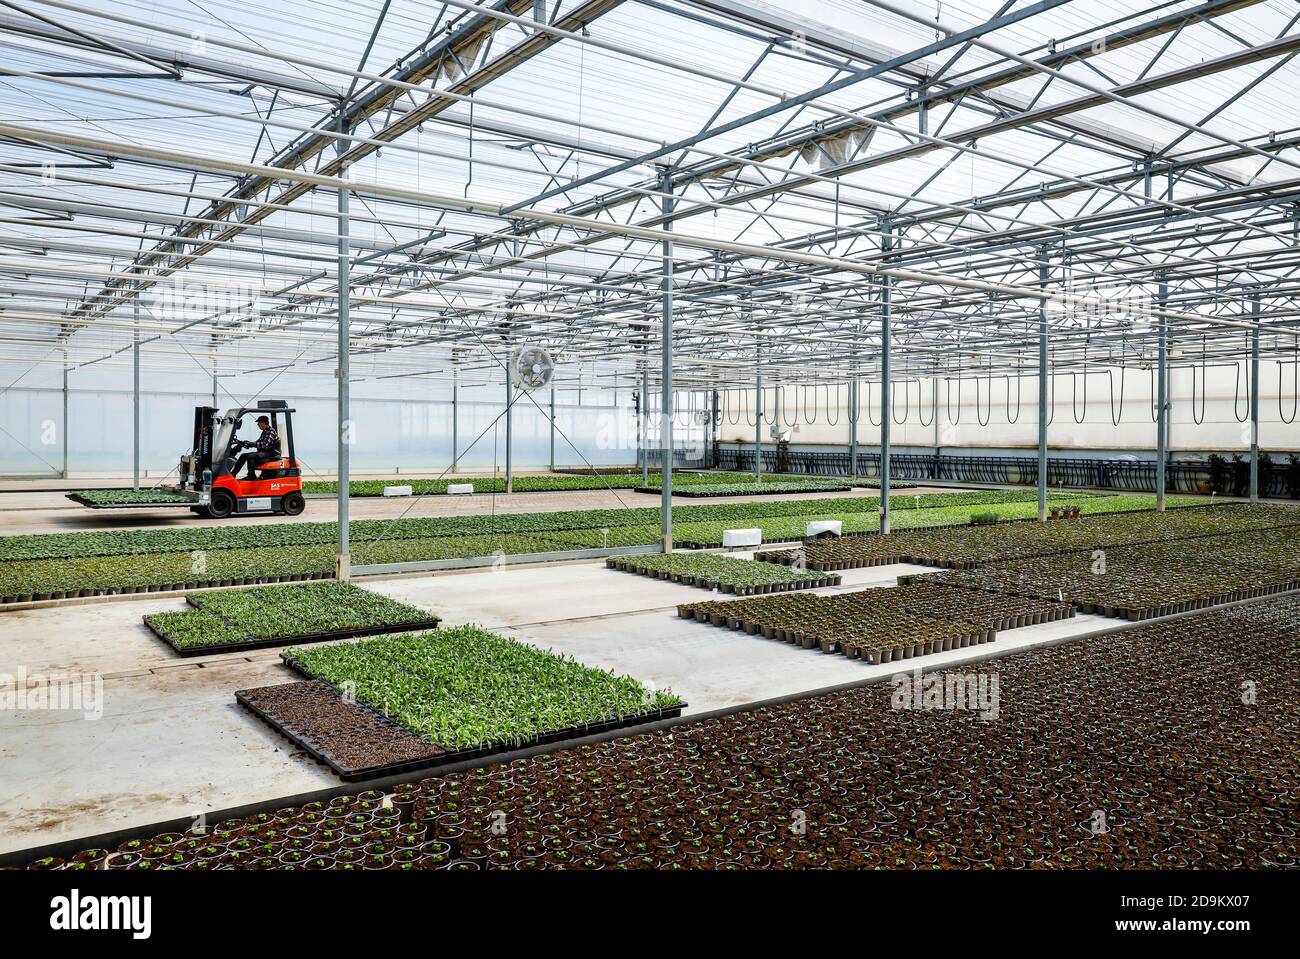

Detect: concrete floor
[0, 555, 1113, 854]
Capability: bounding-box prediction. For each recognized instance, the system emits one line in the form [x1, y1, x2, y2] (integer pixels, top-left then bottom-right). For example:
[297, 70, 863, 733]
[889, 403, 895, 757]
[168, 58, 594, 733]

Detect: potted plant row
[606, 552, 838, 593]
[677, 588, 992, 663]
[43, 591, 1300, 870]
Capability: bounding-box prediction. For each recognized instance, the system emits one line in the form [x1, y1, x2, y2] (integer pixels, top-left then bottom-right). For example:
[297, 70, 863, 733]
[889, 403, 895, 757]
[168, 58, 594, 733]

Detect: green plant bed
[606, 551, 840, 593]
[753, 500, 1288, 571]
[637, 479, 853, 497]
[143, 581, 441, 655]
[0, 491, 1237, 602]
[67, 489, 191, 507]
[0, 489, 1107, 565]
[302, 471, 756, 497]
[283, 627, 684, 753]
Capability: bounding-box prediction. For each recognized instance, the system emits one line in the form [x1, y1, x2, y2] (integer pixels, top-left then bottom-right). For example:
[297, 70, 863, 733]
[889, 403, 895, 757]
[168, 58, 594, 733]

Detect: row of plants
[852, 581, 1074, 632]
[66, 489, 191, 506]
[676, 588, 997, 662]
[752, 502, 1299, 571]
[0, 489, 1098, 564]
[143, 582, 440, 654]
[282, 626, 685, 754]
[0, 531, 674, 603]
[0, 493, 1228, 604]
[0, 546, 337, 604]
[671, 493, 1214, 549]
[302, 471, 768, 497]
[644, 479, 856, 498]
[606, 552, 838, 594]
[41, 590, 1297, 869]
[911, 527, 1300, 620]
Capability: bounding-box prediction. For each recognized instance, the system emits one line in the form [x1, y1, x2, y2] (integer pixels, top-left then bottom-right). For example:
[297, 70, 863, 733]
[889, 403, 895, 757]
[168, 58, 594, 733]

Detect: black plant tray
[604, 557, 839, 593]
[278, 655, 687, 779]
[66, 493, 192, 509]
[144, 615, 443, 657]
[235, 685, 447, 782]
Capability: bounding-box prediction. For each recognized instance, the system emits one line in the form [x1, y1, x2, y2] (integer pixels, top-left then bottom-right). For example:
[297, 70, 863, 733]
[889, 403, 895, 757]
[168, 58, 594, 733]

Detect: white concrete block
[807, 520, 843, 538]
[382, 485, 413, 497]
[447, 483, 475, 495]
[722, 528, 762, 548]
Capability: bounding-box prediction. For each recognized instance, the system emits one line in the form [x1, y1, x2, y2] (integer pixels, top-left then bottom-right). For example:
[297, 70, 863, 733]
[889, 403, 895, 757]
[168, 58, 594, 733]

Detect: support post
[1156, 276, 1168, 512]
[132, 296, 140, 490]
[61, 351, 69, 479]
[879, 224, 893, 534]
[640, 346, 649, 485]
[931, 376, 940, 479]
[1038, 261, 1049, 522]
[660, 170, 674, 551]
[335, 121, 351, 580]
[754, 332, 763, 481]
[505, 370, 514, 494]
[849, 376, 858, 478]
[710, 389, 719, 468]
[451, 366, 459, 473]
[1250, 293, 1261, 501]
[549, 380, 556, 473]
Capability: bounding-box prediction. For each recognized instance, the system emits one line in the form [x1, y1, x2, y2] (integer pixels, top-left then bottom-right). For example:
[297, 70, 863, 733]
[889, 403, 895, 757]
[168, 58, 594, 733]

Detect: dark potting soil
[237, 681, 444, 775]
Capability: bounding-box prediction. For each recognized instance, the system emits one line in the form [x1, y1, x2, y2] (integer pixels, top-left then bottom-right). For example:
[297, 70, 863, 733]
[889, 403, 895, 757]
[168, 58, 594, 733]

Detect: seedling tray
[146, 615, 443, 657]
[680, 601, 992, 662]
[265, 658, 687, 780]
[66, 493, 192, 510]
[605, 557, 839, 593]
[236, 682, 447, 781]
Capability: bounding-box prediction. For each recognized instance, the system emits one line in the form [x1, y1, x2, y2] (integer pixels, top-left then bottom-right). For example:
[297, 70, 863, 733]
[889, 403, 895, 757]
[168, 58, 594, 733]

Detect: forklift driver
[233, 415, 281, 479]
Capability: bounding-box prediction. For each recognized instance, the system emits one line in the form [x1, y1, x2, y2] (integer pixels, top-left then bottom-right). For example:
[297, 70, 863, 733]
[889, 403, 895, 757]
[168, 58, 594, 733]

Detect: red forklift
[176, 400, 306, 518]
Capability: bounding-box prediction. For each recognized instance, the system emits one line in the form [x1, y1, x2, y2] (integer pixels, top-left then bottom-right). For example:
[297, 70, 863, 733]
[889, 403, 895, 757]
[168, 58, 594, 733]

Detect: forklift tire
[281, 491, 305, 516]
[208, 490, 235, 519]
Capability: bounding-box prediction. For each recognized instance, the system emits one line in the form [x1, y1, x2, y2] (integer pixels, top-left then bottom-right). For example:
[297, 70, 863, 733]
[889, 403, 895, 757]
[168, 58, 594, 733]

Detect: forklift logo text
[0, 668, 103, 720]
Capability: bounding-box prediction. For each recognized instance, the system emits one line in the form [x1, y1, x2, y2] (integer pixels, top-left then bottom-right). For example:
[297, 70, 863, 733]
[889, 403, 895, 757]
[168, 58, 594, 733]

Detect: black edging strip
[7, 583, 1294, 867]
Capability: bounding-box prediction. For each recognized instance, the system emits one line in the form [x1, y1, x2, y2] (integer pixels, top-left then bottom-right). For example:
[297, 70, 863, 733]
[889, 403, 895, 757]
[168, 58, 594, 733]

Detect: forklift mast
[192, 406, 217, 484]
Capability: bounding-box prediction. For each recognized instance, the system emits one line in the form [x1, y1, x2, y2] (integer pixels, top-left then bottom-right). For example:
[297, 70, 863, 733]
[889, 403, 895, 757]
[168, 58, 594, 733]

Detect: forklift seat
[254, 457, 301, 479]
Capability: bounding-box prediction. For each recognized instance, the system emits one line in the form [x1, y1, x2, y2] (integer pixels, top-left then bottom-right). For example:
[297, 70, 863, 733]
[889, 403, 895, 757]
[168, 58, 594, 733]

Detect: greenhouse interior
[0, 0, 1295, 907]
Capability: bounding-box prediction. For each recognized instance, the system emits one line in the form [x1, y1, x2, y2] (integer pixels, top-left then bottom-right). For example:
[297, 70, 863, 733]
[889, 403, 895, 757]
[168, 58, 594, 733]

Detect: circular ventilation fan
[510, 346, 555, 390]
